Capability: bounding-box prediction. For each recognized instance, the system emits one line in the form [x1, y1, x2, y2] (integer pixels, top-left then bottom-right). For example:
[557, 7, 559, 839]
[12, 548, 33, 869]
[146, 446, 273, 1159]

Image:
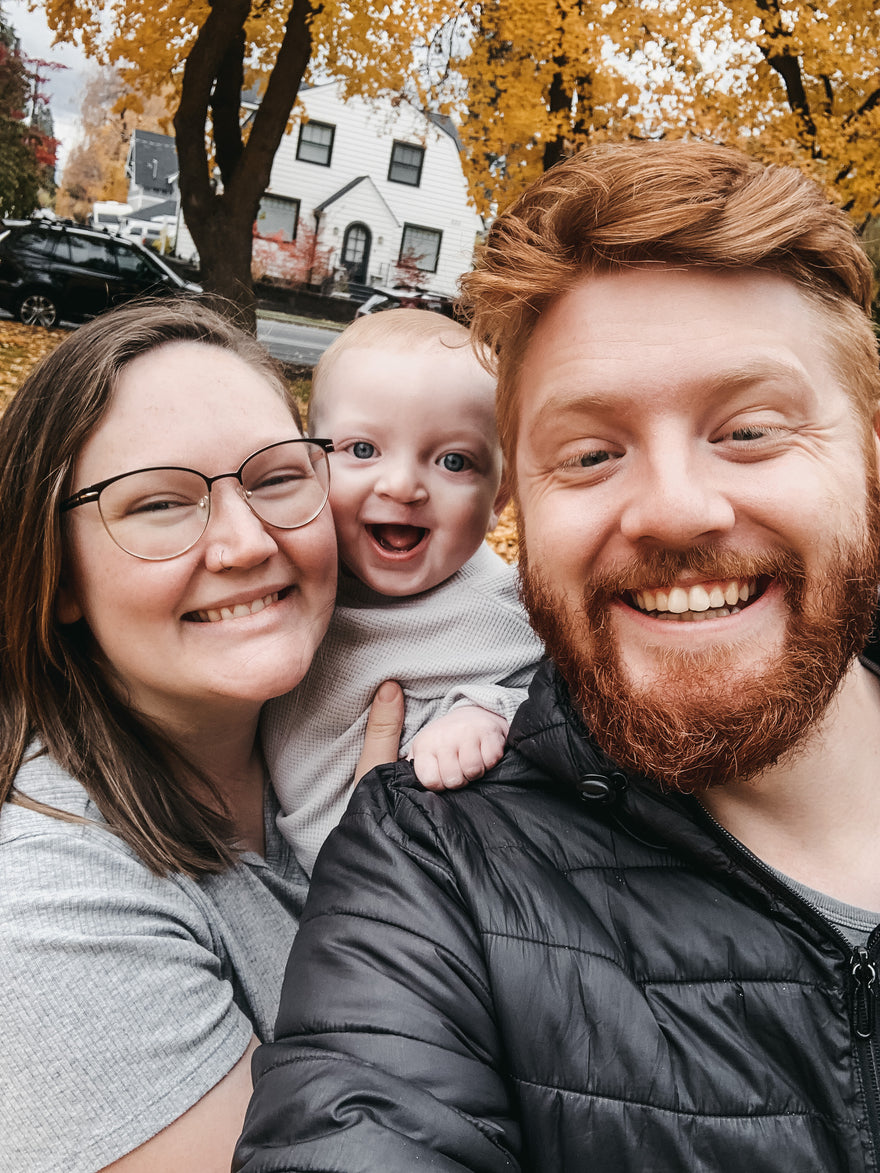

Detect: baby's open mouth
[369, 524, 428, 553]
[627, 577, 765, 621]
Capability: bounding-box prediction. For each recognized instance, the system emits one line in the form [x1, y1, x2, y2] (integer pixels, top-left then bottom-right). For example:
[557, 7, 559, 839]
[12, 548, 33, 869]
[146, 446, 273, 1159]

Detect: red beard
[519, 494, 880, 792]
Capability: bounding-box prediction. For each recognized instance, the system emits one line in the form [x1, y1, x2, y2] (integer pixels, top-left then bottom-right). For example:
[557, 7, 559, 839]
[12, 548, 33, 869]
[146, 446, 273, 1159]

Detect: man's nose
[618, 449, 736, 548]
[373, 459, 429, 505]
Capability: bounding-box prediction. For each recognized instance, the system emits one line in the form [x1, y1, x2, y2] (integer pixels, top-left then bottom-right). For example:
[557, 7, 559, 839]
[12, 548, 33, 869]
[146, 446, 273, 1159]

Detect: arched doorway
[341, 222, 371, 285]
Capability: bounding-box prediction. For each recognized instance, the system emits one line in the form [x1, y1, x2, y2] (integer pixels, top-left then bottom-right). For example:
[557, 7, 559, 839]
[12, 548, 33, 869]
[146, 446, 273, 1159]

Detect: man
[235, 141, 880, 1171]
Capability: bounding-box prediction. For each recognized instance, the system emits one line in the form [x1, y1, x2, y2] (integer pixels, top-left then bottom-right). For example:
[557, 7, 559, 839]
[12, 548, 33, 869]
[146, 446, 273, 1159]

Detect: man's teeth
[633, 579, 757, 620]
[193, 592, 278, 623]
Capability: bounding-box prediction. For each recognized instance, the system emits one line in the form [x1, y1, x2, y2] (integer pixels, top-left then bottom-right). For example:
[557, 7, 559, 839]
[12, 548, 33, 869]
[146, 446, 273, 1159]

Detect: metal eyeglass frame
[59, 437, 335, 560]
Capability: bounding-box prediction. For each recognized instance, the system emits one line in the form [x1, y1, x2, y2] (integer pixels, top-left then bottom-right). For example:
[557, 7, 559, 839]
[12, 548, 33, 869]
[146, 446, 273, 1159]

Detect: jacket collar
[492, 656, 880, 932]
[495, 660, 775, 888]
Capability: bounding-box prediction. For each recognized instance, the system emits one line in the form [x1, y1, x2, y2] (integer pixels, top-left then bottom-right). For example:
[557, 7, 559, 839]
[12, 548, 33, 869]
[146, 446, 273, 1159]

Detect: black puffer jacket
[237, 661, 880, 1172]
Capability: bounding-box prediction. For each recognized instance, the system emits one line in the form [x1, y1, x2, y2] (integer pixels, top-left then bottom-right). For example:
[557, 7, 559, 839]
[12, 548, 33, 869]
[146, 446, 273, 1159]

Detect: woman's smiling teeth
[631, 578, 758, 621]
[189, 591, 279, 624]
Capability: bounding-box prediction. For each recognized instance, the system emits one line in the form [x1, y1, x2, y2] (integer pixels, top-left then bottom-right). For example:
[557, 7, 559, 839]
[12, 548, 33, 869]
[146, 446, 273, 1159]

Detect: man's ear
[487, 471, 511, 533]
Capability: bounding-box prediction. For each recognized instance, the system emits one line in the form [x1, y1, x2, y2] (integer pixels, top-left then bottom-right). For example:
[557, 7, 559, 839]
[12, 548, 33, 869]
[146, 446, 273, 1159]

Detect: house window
[256, 195, 300, 242]
[296, 120, 335, 166]
[399, 223, 442, 273]
[388, 141, 424, 186]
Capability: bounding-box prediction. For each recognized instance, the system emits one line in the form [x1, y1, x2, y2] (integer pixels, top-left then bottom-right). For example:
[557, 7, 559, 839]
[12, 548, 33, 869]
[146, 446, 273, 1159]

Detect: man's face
[514, 267, 880, 788]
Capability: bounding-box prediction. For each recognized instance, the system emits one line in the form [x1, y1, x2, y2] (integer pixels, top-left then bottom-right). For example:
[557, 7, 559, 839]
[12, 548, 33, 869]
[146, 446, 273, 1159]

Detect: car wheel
[17, 291, 58, 328]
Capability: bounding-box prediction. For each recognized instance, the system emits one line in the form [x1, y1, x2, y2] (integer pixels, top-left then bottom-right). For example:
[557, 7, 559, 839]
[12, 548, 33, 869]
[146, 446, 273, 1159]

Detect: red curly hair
[459, 140, 878, 461]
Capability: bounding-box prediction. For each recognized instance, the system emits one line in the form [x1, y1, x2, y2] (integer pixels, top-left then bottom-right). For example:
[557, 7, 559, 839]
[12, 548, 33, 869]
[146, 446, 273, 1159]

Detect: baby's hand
[409, 706, 509, 791]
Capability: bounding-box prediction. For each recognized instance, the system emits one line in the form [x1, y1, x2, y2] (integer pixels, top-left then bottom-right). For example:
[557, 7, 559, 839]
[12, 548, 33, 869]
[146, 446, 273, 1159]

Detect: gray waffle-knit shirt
[262, 542, 545, 874]
[0, 748, 310, 1172]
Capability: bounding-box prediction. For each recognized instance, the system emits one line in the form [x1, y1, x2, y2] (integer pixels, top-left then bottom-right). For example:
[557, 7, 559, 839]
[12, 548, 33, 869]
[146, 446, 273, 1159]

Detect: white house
[168, 81, 483, 297]
[256, 81, 483, 295]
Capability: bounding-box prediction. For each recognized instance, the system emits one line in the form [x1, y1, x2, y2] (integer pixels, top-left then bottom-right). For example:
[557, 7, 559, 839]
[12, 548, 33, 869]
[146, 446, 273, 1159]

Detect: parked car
[354, 286, 458, 319]
[0, 218, 201, 328]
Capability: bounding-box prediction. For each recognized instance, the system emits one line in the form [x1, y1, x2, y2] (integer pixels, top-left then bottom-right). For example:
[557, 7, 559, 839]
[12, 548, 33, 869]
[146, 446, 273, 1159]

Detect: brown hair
[0, 297, 301, 876]
[460, 140, 880, 460]
[308, 308, 471, 433]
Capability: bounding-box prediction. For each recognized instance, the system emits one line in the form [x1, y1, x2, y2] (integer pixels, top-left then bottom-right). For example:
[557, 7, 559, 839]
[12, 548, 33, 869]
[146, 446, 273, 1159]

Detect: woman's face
[59, 340, 338, 732]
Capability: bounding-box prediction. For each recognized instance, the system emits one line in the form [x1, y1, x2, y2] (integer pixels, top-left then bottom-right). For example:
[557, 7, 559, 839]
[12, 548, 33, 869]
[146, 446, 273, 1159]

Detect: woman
[0, 298, 400, 1172]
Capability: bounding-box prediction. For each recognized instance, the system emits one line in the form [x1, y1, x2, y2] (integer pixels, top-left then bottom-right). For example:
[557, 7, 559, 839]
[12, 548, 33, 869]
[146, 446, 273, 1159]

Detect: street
[256, 316, 343, 366]
[0, 307, 343, 368]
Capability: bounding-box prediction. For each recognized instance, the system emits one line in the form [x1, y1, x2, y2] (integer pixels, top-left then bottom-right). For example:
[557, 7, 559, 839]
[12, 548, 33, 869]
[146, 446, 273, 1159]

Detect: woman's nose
[618, 450, 736, 548]
[204, 481, 279, 571]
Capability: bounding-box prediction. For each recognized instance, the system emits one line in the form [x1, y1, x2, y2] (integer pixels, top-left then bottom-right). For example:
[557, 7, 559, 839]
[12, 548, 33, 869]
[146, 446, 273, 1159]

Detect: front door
[341, 222, 371, 285]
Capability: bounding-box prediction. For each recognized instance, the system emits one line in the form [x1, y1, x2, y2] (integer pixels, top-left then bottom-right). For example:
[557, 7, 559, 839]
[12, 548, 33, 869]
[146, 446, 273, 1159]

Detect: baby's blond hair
[308, 309, 471, 433]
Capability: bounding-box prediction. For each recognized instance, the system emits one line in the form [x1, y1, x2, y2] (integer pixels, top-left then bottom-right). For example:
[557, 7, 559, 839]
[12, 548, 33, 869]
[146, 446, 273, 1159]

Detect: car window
[9, 227, 58, 257]
[112, 243, 163, 281]
[52, 234, 72, 262]
[66, 233, 118, 275]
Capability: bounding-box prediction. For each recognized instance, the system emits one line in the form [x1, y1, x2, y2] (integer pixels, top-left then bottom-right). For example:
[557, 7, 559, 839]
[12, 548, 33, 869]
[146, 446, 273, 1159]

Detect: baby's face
[313, 344, 502, 596]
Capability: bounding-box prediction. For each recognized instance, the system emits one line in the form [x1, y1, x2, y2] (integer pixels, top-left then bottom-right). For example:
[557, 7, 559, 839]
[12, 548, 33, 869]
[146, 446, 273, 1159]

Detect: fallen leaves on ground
[486, 502, 519, 565]
[0, 319, 67, 415]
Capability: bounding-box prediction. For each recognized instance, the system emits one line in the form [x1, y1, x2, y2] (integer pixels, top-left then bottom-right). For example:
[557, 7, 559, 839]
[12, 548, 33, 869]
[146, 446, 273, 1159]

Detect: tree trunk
[173, 0, 317, 333]
[191, 201, 258, 327]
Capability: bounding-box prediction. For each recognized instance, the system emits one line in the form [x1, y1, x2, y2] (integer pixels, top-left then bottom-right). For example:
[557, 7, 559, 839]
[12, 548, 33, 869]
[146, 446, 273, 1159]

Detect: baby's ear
[488, 471, 510, 532]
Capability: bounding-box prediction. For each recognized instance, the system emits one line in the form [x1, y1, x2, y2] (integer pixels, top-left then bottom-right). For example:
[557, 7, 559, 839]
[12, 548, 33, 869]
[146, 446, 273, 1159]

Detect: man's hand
[354, 680, 405, 782]
[410, 706, 508, 791]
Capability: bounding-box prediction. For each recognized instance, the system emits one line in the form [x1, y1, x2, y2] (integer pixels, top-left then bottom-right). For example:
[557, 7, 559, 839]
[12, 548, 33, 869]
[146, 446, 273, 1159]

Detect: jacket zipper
[690, 800, 880, 1164]
[852, 938, 880, 1153]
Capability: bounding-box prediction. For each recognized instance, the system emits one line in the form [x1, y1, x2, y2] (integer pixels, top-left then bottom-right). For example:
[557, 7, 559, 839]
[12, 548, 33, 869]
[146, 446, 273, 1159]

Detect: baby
[262, 309, 544, 873]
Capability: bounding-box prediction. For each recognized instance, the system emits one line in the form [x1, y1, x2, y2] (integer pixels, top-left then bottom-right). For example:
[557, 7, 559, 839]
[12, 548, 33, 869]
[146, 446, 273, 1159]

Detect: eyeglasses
[60, 439, 334, 561]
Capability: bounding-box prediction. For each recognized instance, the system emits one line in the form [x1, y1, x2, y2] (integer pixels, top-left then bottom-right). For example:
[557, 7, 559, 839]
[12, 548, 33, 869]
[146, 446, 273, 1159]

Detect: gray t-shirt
[0, 747, 310, 1173]
[773, 868, 879, 947]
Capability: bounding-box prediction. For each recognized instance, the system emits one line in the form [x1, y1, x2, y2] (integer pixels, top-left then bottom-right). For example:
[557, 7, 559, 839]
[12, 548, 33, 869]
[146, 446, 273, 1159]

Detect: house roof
[426, 111, 462, 149]
[131, 198, 178, 222]
[128, 129, 178, 196]
[314, 176, 369, 212]
[245, 79, 465, 152]
[313, 175, 400, 227]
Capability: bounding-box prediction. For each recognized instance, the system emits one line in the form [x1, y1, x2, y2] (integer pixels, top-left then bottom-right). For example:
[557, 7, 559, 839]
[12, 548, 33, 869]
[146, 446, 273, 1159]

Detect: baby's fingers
[412, 749, 447, 791]
[480, 728, 507, 772]
[417, 742, 484, 790]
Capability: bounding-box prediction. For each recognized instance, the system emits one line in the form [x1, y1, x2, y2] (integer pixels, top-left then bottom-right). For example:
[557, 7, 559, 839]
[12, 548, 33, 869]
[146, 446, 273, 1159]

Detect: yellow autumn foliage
[39, 0, 878, 290]
[438, 0, 880, 226]
[41, 0, 459, 134]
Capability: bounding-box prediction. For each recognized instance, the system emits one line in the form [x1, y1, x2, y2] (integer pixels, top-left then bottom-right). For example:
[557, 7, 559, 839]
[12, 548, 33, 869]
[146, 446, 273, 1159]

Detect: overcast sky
[3, 0, 93, 174]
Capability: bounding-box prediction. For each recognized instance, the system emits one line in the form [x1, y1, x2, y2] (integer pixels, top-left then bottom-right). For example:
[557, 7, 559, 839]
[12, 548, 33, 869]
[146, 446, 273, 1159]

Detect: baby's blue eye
[351, 441, 375, 459]
[441, 453, 469, 472]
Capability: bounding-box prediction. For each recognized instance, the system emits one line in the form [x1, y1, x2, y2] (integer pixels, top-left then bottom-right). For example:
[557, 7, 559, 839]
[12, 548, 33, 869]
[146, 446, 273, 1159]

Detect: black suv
[0, 218, 201, 328]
